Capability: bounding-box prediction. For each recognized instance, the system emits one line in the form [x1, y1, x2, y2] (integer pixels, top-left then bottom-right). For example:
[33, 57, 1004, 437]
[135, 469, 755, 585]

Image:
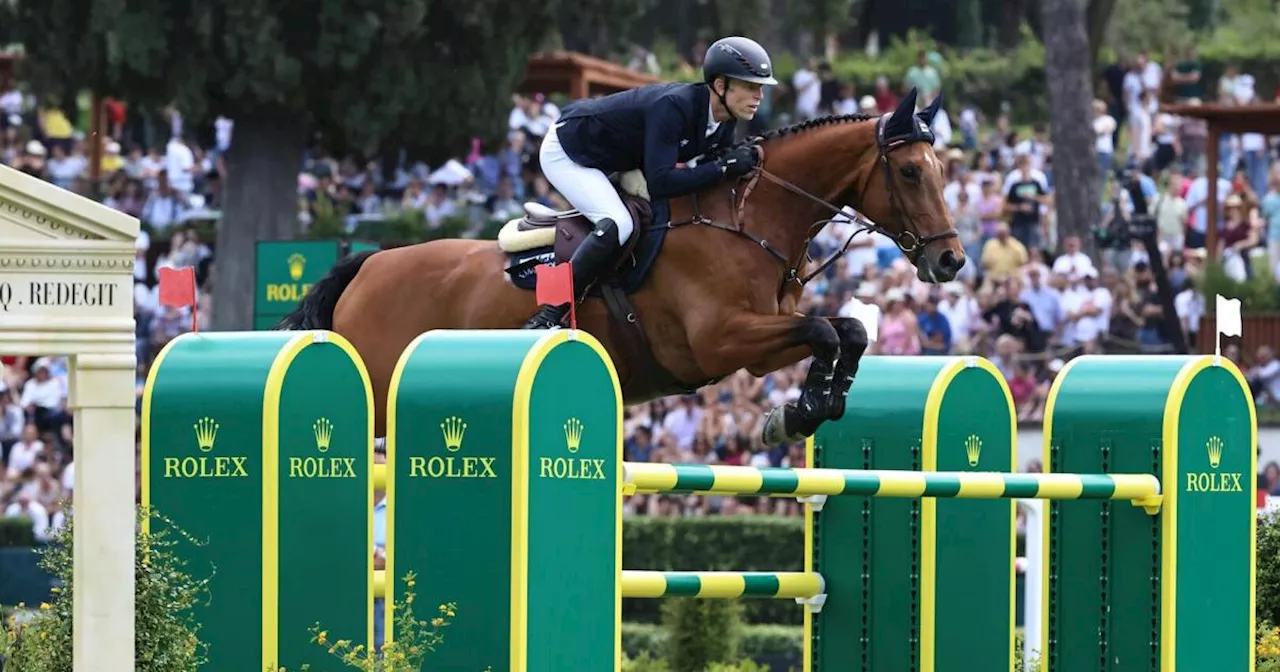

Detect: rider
[522, 36, 779, 329]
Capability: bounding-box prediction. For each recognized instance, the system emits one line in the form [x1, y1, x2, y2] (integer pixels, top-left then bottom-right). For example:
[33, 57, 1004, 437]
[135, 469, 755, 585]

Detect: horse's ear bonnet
[879, 87, 935, 146]
[882, 88, 919, 139]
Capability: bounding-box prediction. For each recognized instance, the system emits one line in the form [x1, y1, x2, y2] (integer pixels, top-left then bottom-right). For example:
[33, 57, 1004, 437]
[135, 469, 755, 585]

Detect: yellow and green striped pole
[623, 463, 1162, 513]
[621, 571, 825, 600]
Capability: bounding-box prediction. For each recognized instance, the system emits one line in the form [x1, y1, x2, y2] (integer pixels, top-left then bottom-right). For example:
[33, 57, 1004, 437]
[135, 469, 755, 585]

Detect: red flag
[534, 262, 576, 330]
[158, 265, 199, 333]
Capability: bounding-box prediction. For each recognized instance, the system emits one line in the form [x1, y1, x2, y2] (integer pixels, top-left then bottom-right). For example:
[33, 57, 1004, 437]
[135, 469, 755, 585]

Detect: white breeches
[538, 122, 636, 244]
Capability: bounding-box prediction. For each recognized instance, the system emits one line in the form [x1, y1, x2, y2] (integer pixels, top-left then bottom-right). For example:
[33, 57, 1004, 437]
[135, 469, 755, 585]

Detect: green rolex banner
[254, 241, 340, 325]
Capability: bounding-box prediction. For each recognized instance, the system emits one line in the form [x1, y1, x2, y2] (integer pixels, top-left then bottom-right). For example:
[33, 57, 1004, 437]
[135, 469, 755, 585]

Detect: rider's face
[718, 78, 764, 120]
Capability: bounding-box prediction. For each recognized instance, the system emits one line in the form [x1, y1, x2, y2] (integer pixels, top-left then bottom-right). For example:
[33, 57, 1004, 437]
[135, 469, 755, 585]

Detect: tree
[1040, 0, 1101, 254]
[12, 0, 556, 330]
[1103, 0, 1191, 59]
[558, 0, 650, 58]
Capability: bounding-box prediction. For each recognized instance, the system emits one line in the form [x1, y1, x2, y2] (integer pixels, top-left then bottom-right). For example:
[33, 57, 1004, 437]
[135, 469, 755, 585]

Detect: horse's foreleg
[694, 314, 841, 445]
[827, 317, 869, 421]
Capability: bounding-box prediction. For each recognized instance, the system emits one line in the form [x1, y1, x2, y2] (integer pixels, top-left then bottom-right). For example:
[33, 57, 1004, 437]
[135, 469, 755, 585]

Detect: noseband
[669, 114, 960, 300]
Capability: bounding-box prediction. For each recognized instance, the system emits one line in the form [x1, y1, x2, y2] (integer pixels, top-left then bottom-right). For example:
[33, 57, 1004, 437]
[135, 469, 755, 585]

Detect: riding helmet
[703, 36, 779, 86]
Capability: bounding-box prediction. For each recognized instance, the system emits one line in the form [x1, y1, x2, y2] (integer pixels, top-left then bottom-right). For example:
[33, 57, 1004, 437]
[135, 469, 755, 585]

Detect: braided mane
[755, 112, 877, 144]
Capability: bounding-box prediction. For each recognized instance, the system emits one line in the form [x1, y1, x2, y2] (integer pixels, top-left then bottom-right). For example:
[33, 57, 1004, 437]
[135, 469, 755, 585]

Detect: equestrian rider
[522, 36, 779, 329]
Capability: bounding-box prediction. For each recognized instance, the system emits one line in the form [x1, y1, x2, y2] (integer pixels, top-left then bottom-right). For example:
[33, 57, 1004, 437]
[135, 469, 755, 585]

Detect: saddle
[496, 170, 653, 269]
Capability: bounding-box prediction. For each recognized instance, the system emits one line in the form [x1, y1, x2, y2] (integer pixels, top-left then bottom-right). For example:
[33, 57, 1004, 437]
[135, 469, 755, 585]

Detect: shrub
[3, 508, 210, 672]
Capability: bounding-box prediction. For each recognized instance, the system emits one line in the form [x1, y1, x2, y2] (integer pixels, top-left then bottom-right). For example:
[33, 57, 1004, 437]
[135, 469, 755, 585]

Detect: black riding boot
[522, 218, 623, 329]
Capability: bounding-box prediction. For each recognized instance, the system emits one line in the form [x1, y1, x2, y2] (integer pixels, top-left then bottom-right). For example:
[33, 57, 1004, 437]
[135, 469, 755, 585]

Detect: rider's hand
[717, 145, 759, 178]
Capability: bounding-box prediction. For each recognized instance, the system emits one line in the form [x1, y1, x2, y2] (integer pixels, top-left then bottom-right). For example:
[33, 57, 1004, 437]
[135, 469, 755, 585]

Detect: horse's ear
[885, 88, 919, 136]
[919, 92, 943, 126]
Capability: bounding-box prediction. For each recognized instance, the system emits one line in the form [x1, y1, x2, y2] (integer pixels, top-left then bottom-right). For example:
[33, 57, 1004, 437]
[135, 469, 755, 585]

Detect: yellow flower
[431, 618, 445, 627]
[317, 630, 328, 645]
[40, 603, 51, 610]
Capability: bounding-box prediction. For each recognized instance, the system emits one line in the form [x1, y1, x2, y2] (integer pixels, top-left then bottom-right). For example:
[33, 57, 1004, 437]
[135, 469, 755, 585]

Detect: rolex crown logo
[965, 434, 982, 467]
[441, 416, 467, 452]
[194, 417, 219, 452]
[564, 418, 583, 453]
[313, 418, 333, 453]
[1206, 436, 1224, 469]
[287, 253, 306, 281]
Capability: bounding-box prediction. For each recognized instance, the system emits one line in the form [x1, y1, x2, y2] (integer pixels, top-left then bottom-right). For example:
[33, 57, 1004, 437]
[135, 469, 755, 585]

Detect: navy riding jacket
[552, 82, 738, 201]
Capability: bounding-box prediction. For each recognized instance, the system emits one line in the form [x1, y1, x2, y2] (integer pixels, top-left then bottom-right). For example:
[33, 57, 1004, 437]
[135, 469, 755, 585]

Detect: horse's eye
[900, 164, 920, 180]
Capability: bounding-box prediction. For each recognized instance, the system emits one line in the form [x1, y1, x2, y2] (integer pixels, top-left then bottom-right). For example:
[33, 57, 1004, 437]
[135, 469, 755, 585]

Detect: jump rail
[620, 571, 826, 601]
[622, 462, 1164, 514]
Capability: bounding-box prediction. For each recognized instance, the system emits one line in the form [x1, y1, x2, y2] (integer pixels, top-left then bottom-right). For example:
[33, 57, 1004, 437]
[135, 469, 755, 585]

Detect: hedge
[620, 514, 1029, 625]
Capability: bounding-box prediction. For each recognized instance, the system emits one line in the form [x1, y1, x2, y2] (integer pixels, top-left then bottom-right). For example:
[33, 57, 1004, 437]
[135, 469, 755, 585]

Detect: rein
[663, 115, 959, 300]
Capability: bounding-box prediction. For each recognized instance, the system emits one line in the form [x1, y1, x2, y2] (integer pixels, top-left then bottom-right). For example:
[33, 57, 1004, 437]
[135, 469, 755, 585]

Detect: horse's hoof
[762, 406, 809, 445]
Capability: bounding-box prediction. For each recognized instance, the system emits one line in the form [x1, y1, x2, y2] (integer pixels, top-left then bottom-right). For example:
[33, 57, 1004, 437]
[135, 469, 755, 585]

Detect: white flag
[1216, 294, 1242, 338]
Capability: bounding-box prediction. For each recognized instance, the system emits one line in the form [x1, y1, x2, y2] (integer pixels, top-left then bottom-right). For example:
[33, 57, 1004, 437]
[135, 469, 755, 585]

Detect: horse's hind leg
[827, 317, 869, 421]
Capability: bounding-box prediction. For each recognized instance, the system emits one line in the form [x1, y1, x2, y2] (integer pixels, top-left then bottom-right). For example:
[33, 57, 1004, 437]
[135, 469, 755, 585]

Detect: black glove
[717, 145, 758, 178]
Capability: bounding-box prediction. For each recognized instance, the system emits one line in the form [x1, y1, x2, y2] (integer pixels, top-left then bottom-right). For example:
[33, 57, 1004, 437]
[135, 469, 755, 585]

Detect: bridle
[664, 113, 959, 300]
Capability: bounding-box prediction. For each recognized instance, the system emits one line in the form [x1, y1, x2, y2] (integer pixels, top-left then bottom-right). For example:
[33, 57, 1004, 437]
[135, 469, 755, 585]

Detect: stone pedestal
[0, 164, 140, 672]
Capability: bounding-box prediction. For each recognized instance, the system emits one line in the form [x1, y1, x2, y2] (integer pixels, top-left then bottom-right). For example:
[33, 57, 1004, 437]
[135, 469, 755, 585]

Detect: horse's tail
[274, 250, 377, 331]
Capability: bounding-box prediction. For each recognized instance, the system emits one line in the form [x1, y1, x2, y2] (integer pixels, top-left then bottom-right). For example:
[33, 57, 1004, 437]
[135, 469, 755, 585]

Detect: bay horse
[277, 88, 964, 445]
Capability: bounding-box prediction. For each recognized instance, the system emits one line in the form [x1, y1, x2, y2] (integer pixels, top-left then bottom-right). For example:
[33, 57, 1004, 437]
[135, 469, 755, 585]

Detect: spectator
[917, 293, 952, 355]
[19, 360, 69, 434]
[7, 424, 44, 474]
[1003, 153, 1051, 248]
[875, 288, 921, 355]
[1247, 346, 1279, 407]
[981, 221, 1029, 280]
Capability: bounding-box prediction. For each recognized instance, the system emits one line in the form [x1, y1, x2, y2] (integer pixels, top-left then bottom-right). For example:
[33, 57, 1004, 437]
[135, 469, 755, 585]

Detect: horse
[277, 88, 963, 446]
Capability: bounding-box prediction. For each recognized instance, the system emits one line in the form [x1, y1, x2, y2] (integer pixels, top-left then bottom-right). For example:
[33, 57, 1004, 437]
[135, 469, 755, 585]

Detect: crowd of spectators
[2, 42, 1279, 536]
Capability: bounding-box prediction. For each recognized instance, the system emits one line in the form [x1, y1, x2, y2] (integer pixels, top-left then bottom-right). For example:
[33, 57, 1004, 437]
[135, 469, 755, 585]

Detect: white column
[1022, 499, 1044, 670]
[69, 352, 137, 672]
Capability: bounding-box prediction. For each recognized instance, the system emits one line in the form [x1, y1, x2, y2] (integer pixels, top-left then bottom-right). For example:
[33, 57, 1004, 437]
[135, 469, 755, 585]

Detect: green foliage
[624, 621, 804, 669]
[0, 517, 36, 547]
[1260, 620, 1280, 668]
[1196, 0, 1280, 63]
[623, 515, 804, 625]
[287, 572, 457, 672]
[702, 660, 769, 672]
[12, 0, 555, 162]
[622, 652, 673, 672]
[1196, 258, 1280, 313]
[623, 515, 1029, 625]
[1257, 512, 1280, 628]
[3, 508, 210, 672]
[556, 0, 651, 58]
[734, 624, 804, 659]
[763, 19, 1280, 124]
[1102, 0, 1193, 59]
[346, 210, 471, 247]
[789, 0, 860, 37]
[1014, 629, 1042, 672]
[660, 598, 744, 672]
[781, 26, 1048, 123]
